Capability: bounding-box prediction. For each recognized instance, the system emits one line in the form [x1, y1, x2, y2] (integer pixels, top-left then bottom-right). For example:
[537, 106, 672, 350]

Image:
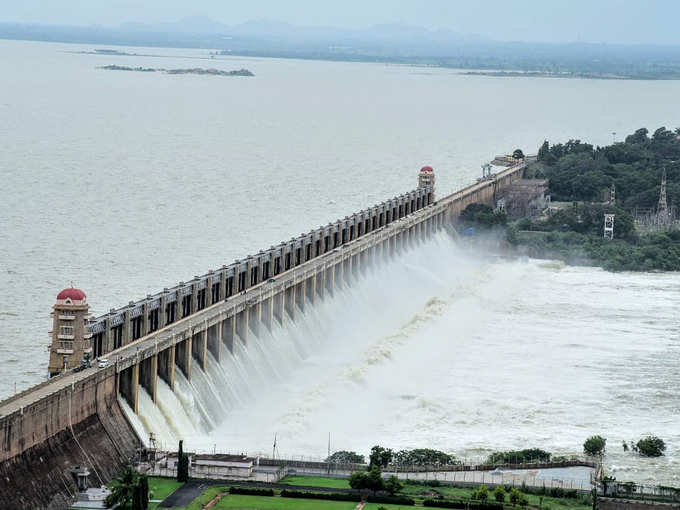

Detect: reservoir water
[0, 40, 678, 484]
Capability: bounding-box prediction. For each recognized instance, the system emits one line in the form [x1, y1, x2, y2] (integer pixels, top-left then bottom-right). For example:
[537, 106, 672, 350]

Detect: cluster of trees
[105, 465, 149, 510]
[517, 203, 635, 240]
[486, 448, 551, 465]
[332, 446, 458, 468]
[585, 434, 666, 457]
[348, 445, 403, 496]
[513, 228, 680, 271]
[459, 203, 507, 230]
[393, 448, 459, 467]
[472, 485, 528, 506]
[624, 436, 667, 457]
[326, 450, 365, 464]
[536, 127, 680, 208]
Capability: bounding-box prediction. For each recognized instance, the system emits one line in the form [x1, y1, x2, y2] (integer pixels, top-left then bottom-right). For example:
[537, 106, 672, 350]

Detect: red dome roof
[57, 288, 86, 301]
[420, 165, 434, 173]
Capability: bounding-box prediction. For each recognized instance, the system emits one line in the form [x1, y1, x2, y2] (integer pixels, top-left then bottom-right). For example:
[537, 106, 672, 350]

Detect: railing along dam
[0, 161, 525, 476]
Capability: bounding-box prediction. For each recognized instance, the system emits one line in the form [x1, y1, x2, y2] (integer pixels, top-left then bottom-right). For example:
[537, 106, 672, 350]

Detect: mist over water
[129, 232, 679, 485]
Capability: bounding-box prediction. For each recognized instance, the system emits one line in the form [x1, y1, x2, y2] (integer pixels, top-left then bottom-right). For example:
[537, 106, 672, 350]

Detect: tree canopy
[326, 450, 365, 464]
[536, 127, 680, 208]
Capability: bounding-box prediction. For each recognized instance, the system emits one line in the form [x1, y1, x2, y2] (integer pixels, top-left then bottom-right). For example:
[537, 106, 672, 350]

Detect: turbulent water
[129, 232, 679, 485]
[1, 40, 679, 484]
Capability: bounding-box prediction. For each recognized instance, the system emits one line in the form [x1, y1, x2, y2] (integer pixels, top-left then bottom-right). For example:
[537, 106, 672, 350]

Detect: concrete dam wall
[0, 161, 525, 509]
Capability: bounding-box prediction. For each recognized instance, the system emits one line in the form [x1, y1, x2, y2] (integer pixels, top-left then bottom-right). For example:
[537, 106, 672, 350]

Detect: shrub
[487, 448, 551, 465]
[583, 435, 607, 456]
[510, 488, 522, 505]
[476, 485, 489, 502]
[519, 494, 529, 507]
[384, 475, 403, 496]
[393, 448, 460, 466]
[366, 495, 415, 506]
[326, 450, 365, 464]
[279, 490, 360, 502]
[494, 485, 506, 502]
[228, 487, 274, 496]
[423, 500, 502, 510]
[636, 436, 666, 457]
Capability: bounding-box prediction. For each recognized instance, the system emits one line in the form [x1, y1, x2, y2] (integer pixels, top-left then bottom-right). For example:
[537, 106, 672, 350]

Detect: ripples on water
[0, 40, 679, 484]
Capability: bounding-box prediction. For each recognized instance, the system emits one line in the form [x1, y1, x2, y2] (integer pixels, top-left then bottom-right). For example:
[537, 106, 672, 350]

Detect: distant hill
[2, 18, 680, 79]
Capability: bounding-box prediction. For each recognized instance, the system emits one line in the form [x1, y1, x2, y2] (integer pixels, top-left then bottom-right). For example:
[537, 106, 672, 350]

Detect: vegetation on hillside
[491, 126, 680, 272]
[536, 127, 680, 207]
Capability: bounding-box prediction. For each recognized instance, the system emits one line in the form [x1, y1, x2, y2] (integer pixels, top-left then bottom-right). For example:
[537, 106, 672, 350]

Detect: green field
[400, 482, 591, 510]
[213, 494, 356, 510]
[279, 475, 351, 489]
[94, 474, 592, 510]
[148, 476, 183, 509]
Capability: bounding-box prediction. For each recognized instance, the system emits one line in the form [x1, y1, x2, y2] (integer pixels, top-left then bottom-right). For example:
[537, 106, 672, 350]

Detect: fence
[602, 480, 680, 503]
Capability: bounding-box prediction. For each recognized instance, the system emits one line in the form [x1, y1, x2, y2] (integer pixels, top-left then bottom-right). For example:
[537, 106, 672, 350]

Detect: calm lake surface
[0, 40, 678, 483]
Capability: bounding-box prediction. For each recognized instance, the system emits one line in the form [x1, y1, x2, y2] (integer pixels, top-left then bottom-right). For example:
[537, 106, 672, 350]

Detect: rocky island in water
[99, 65, 254, 77]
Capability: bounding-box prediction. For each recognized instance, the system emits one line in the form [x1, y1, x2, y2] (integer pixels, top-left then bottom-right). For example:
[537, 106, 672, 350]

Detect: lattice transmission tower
[657, 168, 670, 226]
[604, 214, 615, 240]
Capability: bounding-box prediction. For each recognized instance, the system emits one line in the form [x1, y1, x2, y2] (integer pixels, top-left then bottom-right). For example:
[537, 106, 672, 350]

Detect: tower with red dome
[48, 287, 92, 376]
[418, 165, 435, 197]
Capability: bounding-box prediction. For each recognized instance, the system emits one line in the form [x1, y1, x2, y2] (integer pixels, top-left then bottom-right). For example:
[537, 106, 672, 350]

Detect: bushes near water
[486, 448, 551, 465]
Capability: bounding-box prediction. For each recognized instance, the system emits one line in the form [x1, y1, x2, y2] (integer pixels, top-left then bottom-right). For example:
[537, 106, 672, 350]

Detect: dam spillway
[0, 161, 526, 509]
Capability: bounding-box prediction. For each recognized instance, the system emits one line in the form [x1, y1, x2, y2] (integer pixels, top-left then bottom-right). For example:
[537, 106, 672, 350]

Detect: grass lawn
[148, 476, 183, 500]
[213, 494, 357, 510]
[400, 482, 590, 510]
[363, 504, 416, 510]
[185, 486, 229, 510]
[279, 475, 351, 489]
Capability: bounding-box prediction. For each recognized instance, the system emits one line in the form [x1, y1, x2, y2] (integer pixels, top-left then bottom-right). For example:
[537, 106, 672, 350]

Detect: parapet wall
[0, 368, 118, 462]
[0, 395, 137, 510]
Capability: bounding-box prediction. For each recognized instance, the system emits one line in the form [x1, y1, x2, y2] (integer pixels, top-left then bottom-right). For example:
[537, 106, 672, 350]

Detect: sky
[2, 0, 679, 45]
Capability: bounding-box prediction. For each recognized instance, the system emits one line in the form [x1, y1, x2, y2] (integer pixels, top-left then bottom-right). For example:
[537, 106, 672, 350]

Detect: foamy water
[128, 233, 679, 485]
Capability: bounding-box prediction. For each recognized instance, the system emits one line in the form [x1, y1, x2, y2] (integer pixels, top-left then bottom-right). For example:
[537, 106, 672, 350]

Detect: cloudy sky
[3, 0, 679, 45]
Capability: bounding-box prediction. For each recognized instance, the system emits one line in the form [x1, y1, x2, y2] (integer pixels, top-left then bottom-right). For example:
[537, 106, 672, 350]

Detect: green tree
[509, 488, 522, 506]
[105, 464, 138, 509]
[384, 475, 403, 496]
[366, 465, 385, 494]
[519, 494, 529, 507]
[583, 435, 607, 456]
[139, 474, 149, 510]
[349, 471, 369, 490]
[475, 485, 489, 502]
[369, 445, 393, 469]
[494, 485, 506, 502]
[636, 436, 666, 457]
[132, 483, 143, 510]
[326, 450, 365, 464]
[537, 141, 552, 163]
[177, 440, 189, 482]
[459, 203, 507, 230]
[349, 466, 385, 494]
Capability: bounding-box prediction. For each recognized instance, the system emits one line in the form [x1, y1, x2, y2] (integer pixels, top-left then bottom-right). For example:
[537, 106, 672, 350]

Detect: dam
[0, 161, 526, 509]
